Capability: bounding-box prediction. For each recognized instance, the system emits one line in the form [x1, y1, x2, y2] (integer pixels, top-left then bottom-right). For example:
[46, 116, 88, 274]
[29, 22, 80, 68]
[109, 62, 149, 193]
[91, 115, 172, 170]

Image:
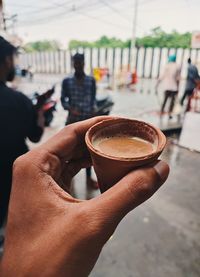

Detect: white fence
[19, 47, 200, 79]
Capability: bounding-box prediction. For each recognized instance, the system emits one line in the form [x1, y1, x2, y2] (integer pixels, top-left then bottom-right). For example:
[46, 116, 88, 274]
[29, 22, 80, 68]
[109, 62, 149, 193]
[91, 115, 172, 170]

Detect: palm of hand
[0, 117, 169, 277]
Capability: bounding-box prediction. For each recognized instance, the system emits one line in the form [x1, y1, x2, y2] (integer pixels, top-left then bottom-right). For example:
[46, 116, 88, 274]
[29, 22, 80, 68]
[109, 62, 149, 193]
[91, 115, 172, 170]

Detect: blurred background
[0, 1, 200, 276]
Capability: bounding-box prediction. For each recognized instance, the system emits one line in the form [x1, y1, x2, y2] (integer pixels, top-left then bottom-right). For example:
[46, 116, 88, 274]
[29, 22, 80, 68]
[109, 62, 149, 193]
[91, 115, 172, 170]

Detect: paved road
[91, 140, 200, 277]
[19, 73, 185, 134]
[1, 75, 200, 277]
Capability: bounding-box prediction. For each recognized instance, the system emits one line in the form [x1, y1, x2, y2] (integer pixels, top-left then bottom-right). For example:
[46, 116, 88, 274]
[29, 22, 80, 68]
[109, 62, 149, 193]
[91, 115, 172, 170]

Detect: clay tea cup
[85, 117, 166, 192]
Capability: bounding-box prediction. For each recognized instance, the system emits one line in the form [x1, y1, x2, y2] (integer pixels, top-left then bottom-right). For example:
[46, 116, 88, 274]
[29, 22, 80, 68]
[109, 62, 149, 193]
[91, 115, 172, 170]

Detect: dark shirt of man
[61, 75, 96, 124]
[0, 82, 43, 227]
[0, 82, 43, 164]
[186, 64, 200, 91]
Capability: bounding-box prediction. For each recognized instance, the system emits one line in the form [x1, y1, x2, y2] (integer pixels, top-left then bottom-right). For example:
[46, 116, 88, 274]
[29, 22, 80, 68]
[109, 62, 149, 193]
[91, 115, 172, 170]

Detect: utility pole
[0, 0, 4, 30]
[130, 0, 138, 71]
[0, 0, 17, 33]
[9, 14, 17, 35]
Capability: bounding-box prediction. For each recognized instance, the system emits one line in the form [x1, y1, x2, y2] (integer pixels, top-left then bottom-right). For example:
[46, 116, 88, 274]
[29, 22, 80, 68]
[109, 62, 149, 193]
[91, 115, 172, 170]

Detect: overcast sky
[4, 0, 200, 46]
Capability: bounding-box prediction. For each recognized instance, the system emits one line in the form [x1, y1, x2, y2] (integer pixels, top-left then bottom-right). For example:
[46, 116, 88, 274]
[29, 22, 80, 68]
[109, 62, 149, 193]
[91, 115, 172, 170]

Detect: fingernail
[154, 161, 170, 183]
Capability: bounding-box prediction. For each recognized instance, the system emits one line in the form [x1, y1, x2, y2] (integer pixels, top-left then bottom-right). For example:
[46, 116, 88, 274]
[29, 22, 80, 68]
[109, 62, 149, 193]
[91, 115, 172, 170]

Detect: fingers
[92, 161, 169, 224]
[23, 116, 110, 181]
[58, 157, 92, 191]
[39, 116, 111, 160]
[66, 158, 92, 177]
[13, 117, 110, 195]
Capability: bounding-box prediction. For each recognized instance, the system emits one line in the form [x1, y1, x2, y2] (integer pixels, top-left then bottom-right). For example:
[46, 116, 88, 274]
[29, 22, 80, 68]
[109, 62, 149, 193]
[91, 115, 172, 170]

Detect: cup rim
[85, 117, 166, 162]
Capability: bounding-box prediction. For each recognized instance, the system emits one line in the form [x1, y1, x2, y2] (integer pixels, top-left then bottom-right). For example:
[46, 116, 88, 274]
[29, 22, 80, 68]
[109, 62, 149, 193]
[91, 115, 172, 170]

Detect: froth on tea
[93, 136, 155, 159]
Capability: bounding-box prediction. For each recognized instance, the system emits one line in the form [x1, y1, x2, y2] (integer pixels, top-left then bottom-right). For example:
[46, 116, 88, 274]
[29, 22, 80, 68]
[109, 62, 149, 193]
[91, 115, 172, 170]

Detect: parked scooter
[95, 94, 114, 116]
[31, 86, 57, 127]
[21, 66, 34, 81]
[62, 93, 114, 117]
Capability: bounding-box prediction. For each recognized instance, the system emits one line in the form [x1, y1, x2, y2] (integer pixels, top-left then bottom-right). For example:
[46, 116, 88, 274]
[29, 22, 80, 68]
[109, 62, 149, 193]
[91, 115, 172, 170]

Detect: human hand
[0, 117, 169, 277]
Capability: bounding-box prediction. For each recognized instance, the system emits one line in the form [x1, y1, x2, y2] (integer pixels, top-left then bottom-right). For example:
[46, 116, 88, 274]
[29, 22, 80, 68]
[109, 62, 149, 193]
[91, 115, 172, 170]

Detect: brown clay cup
[85, 117, 166, 193]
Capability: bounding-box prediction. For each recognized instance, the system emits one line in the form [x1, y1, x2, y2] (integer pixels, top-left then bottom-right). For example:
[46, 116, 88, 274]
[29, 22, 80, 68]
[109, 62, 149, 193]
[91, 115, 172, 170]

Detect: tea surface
[93, 136, 154, 158]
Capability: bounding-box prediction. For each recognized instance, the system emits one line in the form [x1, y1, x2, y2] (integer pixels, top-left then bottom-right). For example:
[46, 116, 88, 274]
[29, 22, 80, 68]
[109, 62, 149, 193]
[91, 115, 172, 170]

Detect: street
[2, 75, 200, 277]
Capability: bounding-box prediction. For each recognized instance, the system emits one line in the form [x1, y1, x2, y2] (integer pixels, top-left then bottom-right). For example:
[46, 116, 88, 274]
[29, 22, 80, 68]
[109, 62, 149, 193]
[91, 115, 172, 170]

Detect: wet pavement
[17, 74, 184, 133]
[1, 75, 200, 276]
[91, 140, 200, 277]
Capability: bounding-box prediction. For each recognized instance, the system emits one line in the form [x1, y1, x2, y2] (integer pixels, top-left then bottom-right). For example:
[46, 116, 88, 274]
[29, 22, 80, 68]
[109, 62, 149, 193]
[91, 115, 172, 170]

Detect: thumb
[94, 161, 169, 225]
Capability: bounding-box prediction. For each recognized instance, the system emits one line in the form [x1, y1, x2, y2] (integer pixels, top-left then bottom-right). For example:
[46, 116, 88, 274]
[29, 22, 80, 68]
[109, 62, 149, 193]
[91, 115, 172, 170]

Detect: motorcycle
[31, 86, 57, 127]
[63, 93, 114, 117]
[95, 94, 114, 116]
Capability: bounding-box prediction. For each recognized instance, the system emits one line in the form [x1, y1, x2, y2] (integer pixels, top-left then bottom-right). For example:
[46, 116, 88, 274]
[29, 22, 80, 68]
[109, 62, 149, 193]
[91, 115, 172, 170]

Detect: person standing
[61, 53, 98, 189]
[156, 55, 181, 118]
[0, 37, 44, 243]
[180, 58, 200, 106]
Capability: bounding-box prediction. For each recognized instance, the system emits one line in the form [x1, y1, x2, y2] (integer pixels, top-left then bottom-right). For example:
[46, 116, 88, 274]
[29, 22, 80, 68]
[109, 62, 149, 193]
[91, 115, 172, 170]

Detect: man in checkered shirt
[61, 53, 98, 189]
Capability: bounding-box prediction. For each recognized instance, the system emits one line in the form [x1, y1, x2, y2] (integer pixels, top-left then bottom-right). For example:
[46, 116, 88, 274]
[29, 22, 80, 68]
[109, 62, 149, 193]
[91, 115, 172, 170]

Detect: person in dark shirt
[61, 53, 96, 124]
[61, 53, 98, 189]
[181, 58, 200, 106]
[0, 37, 44, 237]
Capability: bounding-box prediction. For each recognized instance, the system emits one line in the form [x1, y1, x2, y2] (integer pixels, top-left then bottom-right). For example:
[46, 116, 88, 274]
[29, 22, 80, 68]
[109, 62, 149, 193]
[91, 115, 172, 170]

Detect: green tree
[136, 27, 191, 48]
[68, 28, 192, 49]
[69, 36, 127, 49]
[94, 36, 125, 48]
[23, 28, 192, 52]
[69, 39, 93, 49]
[24, 40, 60, 52]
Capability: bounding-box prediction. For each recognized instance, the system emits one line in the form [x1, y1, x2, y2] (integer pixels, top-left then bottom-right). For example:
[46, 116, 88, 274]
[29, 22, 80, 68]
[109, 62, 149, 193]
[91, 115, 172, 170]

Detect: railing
[19, 47, 200, 78]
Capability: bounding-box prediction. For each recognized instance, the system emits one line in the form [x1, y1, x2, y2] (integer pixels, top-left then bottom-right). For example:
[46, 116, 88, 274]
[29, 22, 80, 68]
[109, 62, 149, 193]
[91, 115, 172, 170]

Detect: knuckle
[63, 124, 76, 137]
[13, 154, 29, 173]
[127, 171, 155, 198]
[13, 152, 37, 178]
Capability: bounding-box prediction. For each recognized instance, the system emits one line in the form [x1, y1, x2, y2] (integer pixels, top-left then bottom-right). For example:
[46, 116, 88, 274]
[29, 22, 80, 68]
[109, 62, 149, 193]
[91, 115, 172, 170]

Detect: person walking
[180, 58, 200, 106]
[156, 55, 181, 118]
[61, 53, 98, 189]
[0, 37, 44, 245]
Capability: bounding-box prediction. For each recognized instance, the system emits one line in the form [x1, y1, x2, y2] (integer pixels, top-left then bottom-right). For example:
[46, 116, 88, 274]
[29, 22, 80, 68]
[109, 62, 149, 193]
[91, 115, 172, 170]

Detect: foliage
[23, 27, 192, 52]
[136, 27, 191, 48]
[68, 27, 192, 49]
[69, 36, 129, 49]
[24, 40, 60, 52]
[68, 40, 92, 49]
